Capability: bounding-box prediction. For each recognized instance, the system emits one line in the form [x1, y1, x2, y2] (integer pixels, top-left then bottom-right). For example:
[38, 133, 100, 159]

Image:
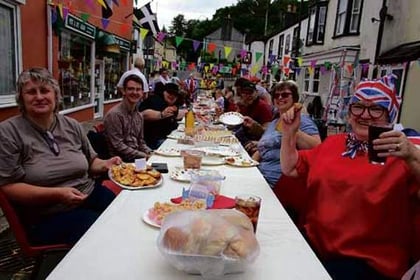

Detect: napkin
[171, 195, 235, 209]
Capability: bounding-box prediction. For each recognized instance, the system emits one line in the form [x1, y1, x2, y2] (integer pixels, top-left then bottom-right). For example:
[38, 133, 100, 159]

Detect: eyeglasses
[125, 87, 143, 92]
[43, 131, 60, 156]
[273, 91, 292, 99]
[349, 103, 386, 119]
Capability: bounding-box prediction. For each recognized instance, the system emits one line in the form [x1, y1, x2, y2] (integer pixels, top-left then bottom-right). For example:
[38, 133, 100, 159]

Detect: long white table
[47, 139, 331, 280]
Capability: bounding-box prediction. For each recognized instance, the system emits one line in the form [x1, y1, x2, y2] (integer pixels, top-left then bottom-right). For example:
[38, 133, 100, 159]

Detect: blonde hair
[16, 68, 61, 113]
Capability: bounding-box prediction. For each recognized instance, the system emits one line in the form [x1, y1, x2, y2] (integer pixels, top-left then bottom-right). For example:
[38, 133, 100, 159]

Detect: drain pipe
[373, 0, 388, 65]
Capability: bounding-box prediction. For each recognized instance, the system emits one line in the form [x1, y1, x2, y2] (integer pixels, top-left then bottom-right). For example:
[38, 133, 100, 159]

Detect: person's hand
[281, 104, 302, 134]
[242, 116, 255, 128]
[162, 106, 177, 118]
[373, 130, 417, 161]
[245, 141, 259, 155]
[57, 187, 88, 207]
[105, 156, 122, 169]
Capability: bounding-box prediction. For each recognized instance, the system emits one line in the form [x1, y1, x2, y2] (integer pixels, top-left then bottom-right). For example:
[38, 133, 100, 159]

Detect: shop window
[59, 32, 92, 110]
[306, 3, 327, 46]
[104, 56, 125, 101]
[0, 1, 19, 103]
[334, 0, 363, 37]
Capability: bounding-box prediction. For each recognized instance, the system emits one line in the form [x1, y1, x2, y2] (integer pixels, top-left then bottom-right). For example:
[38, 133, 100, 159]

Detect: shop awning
[377, 41, 420, 65]
[96, 30, 120, 54]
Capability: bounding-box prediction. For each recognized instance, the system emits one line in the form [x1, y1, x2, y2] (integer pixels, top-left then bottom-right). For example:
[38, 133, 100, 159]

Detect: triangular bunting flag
[271, 65, 279, 77]
[308, 66, 314, 76]
[58, 3, 63, 18]
[204, 65, 209, 73]
[297, 57, 303, 67]
[120, 0, 128, 5]
[283, 55, 291, 67]
[156, 32, 166, 43]
[295, 67, 301, 76]
[284, 67, 290, 76]
[175, 36, 184, 47]
[224, 46, 232, 59]
[192, 40, 200, 52]
[188, 63, 196, 71]
[97, 0, 107, 8]
[310, 59, 317, 68]
[120, 22, 130, 33]
[346, 63, 354, 75]
[240, 49, 247, 59]
[112, 0, 119, 6]
[62, 7, 69, 21]
[101, 18, 110, 29]
[80, 13, 90, 22]
[262, 66, 268, 75]
[140, 28, 149, 40]
[207, 43, 216, 53]
[86, 0, 95, 9]
[255, 52, 263, 62]
[51, 8, 58, 24]
[251, 64, 259, 75]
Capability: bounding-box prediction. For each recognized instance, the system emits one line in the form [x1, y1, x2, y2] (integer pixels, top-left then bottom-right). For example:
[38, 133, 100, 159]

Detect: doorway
[94, 60, 105, 118]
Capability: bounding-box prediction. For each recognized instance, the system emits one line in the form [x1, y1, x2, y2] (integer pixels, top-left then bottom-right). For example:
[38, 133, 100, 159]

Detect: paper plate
[219, 112, 244, 126]
[224, 156, 259, 167]
[142, 209, 161, 228]
[170, 169, 192, 182]
[154, 147, 181, 157]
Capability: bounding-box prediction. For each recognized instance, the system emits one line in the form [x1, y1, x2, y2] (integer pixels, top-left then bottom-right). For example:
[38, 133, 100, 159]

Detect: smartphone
[151, 162, 169, 173]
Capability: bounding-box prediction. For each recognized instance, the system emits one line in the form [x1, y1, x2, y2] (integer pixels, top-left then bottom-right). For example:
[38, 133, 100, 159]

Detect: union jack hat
[350, 74, 401, 123]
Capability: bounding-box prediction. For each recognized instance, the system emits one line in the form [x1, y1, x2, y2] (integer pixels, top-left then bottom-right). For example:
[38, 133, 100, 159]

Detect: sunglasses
[273, 91, 292, 99]
[43, 131, 60, 156]
[349, 103, 386, 119]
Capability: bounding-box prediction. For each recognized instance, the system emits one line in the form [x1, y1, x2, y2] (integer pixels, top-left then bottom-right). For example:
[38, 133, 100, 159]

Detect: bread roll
[160, 210, 258, 260]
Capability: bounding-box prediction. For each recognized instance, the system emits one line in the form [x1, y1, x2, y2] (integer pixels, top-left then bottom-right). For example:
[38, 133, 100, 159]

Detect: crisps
[111, 164, 161, 188]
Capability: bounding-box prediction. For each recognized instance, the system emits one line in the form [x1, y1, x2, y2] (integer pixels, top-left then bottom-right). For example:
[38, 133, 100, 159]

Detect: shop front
[57, 13, 130, 119]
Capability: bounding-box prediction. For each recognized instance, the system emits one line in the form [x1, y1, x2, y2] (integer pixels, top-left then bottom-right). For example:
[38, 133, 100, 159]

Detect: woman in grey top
[0, 68, 122, 245]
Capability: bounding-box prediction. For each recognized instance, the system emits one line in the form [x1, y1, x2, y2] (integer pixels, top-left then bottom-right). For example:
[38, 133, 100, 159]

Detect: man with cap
[104, 74, 152, 162]
[139, 82, 185, 149]
[280, 74, 420, 279]
[231, 78, 273, 151]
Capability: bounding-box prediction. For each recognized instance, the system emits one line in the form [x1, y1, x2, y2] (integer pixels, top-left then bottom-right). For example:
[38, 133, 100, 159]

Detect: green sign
[65, 14, 96, 39]
[114, 36, 131, 51]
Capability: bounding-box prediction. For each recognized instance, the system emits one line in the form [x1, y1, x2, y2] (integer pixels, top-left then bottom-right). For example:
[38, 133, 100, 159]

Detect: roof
[377, 41, 420, 64]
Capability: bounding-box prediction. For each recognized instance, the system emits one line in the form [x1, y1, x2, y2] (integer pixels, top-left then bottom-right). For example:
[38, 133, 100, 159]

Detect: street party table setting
[47, 136, 331, 280]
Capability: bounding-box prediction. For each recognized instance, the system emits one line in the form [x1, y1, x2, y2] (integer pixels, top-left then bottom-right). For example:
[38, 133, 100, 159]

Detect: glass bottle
[185, 106, 195, 137]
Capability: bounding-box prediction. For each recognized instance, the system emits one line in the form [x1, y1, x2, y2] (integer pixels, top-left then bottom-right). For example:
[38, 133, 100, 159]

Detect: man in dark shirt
[139, 83, 186, 149]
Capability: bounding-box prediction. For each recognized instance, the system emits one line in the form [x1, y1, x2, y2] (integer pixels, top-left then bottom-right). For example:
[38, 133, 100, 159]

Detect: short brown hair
[16, 67, 61, 113]
[270, 80, 299, 103]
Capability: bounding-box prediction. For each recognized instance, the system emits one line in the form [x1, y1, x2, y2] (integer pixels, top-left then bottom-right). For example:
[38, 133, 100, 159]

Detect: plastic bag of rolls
[157, 209, 260, 278]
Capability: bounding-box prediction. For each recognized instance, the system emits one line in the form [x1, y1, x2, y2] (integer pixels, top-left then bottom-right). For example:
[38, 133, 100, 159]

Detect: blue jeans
[28, 181, 115, 245]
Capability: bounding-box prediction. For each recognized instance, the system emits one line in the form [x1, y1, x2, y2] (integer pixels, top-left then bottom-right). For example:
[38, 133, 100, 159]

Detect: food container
[190, 170, 224, 195]
[157, 210, 260, 279]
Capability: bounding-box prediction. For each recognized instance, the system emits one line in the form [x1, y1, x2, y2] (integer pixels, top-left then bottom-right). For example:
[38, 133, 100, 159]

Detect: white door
[94, 60, 105, 118]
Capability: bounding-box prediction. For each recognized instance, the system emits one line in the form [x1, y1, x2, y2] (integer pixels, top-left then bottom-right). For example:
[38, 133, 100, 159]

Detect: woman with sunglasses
[0, 68, 121, 246]
[280, 74, 420, 279]
[250, 80, 320, 187]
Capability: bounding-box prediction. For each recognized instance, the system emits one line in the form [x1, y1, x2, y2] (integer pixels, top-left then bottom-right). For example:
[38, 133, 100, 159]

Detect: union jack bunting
[351, 74, 401, 123]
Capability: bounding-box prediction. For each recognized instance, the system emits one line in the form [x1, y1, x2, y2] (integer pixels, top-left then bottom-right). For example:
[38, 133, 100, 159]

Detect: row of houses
[248, 0, 420, 131]
[0, 0, 181, 123]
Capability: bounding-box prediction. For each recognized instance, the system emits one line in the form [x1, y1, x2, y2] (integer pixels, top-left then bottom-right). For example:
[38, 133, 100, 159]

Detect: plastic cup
[182, 150, 203, 169]
[368, 124, 393, 165]
[235, 195, 261, 232]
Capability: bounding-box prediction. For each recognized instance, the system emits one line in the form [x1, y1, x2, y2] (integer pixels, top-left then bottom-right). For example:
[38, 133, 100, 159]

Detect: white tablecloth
[47, 139, 331, 280]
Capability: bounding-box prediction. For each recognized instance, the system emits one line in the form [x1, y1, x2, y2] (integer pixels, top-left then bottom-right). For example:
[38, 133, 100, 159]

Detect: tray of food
[109, 163, 163, 190]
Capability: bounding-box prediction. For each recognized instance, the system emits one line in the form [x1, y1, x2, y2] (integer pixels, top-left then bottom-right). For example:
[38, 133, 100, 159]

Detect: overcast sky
[144, 0, 239, 29]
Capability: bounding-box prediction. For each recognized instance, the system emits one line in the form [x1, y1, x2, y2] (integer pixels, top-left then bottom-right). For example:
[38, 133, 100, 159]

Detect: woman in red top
[280, 74, 420, 279]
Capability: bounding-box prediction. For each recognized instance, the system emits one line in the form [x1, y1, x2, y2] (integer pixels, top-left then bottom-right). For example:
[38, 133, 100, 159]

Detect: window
[277, 34, 284, 59]
[285, 34, 290, 54]
[0, 1, 19, 104]
[377, 66, 405, 97]
[304, 66, 320, 94]
[292, 27, 299, 56]
[334, 0, 363, 36]
[268, 39, 273, 56]
[306, 2, 328, 45]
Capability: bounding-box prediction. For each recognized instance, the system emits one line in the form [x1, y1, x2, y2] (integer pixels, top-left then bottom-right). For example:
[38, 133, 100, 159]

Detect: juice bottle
[185, 106, 195, 136]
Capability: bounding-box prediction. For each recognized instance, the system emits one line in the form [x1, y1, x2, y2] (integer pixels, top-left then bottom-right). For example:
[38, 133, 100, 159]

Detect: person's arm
[89, 156, 122, 175]
[1, 183, 87, 207]
[252, 150, 261, 161]
[142, 107, 176, 121]
[280, 109, 302, 177]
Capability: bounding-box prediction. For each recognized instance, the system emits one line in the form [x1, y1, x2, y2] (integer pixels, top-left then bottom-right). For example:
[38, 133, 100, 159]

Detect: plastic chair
[0, 190, 70, 259]
[87, 122, 110, 160]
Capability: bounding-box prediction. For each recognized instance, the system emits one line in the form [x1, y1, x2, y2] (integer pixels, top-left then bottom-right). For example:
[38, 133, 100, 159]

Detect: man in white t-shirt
[117, 57, 149, 98]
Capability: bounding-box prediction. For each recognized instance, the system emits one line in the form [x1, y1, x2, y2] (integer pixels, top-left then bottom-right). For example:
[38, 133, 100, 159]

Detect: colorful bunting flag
[297, 57, 303, 67]
[240, 49, 247, 59]
[140, 28, 149, 40]
[255, 52, 263, 62]
[80, 13, 90, 22]
[120, 22, 130, 33]
[175, 36, 184, 47]
[310, 59, 317, 68]
[156, 32, 166, 42]
[207, 43, 216, 53]
[283, 55, 291, 67]
[224, 46, 232, 59]
[101, 18, 110, 29]
[192, 40, 200, 52]
[97, 0, 107, 8]
[62, 7, 69, 21]
[133, 2, 160, 36]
